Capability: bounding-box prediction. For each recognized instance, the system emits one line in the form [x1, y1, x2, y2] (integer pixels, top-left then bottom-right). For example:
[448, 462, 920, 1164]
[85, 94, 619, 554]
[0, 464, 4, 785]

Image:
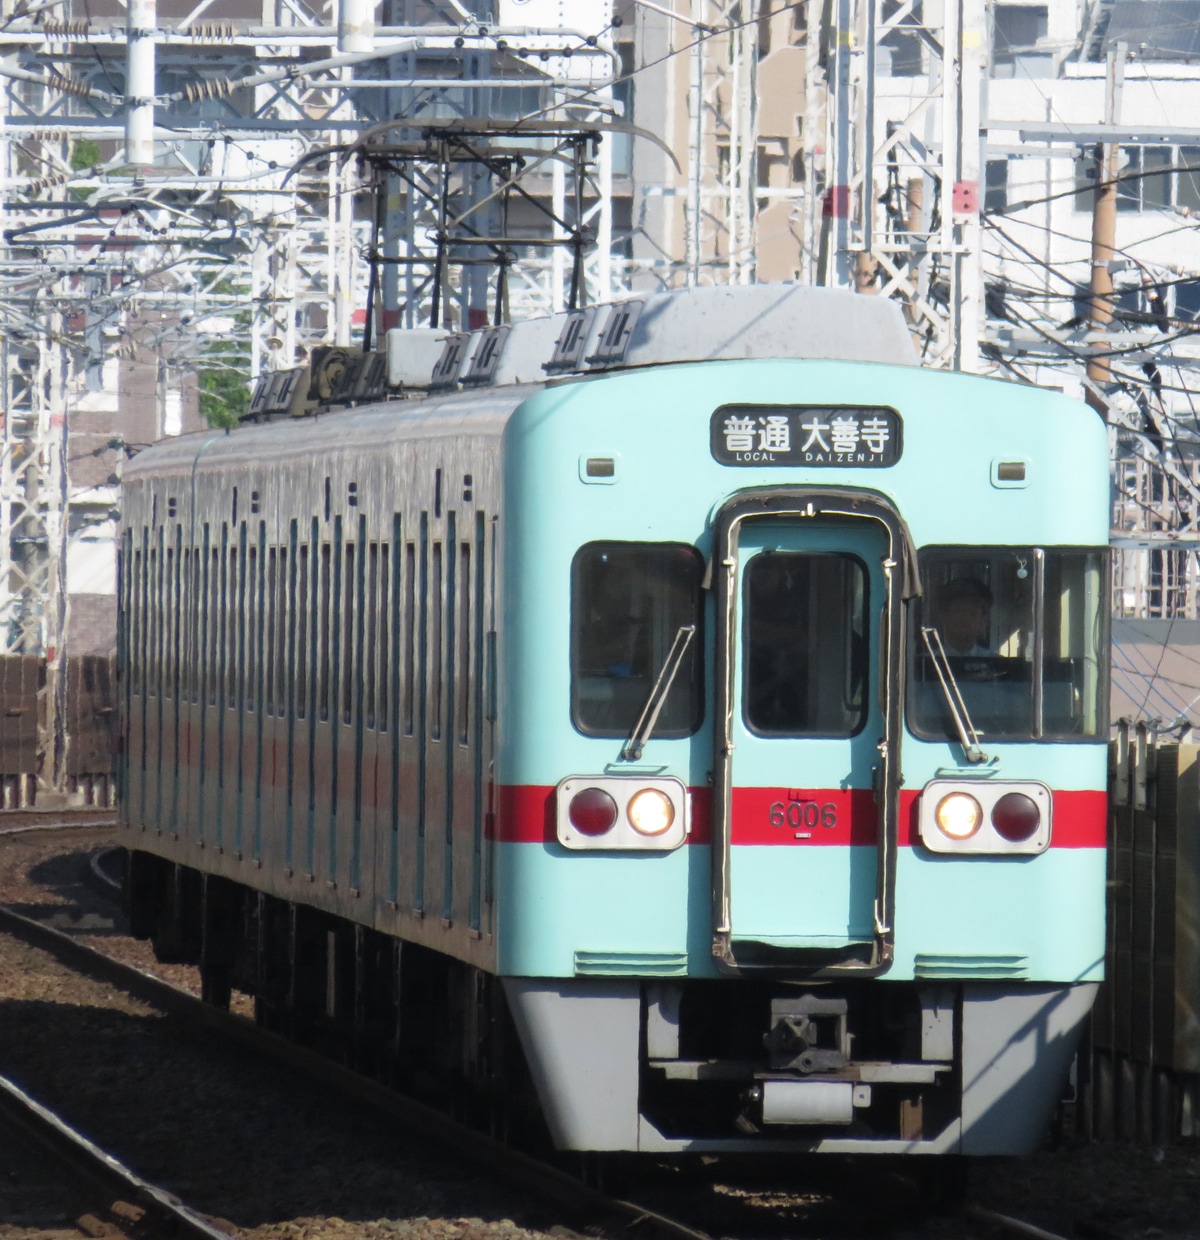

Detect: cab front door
[711, 490, 909, 975]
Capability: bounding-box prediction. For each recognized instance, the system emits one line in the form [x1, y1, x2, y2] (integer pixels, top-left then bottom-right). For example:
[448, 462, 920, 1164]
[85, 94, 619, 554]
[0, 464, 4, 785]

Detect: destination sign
[710, 404, 903, 467]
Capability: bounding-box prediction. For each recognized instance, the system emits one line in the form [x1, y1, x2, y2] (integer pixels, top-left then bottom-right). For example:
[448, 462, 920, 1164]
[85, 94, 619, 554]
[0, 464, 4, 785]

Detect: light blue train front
[491, 289, 1109, 1155]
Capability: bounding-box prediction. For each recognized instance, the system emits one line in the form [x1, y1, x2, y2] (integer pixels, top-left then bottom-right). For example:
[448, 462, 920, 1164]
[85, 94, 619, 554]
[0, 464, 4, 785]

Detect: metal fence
[1076, 723, 1200, 1142]
[0, 654, 116, 809]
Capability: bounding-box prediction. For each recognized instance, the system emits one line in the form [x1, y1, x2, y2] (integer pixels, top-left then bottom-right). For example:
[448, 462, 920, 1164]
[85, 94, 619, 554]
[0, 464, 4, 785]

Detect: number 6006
[768, 800, 837, 829]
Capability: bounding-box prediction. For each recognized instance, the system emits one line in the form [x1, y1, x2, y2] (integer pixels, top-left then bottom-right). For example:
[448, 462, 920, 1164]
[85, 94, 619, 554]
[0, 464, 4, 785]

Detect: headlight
[935, 792, 983, 840]
[627, 788, 675, 836]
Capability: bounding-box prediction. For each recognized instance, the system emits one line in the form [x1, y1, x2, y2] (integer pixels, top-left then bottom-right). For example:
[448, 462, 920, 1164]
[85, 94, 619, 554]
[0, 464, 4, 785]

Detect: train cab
[490, 287, 1109, 1154]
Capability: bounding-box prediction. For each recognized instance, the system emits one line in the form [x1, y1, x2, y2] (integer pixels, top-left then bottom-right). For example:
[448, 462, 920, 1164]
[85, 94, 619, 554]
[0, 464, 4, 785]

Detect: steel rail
[0, 1070, 234, 1239]
[0, 819, 117, 836]
[0, 901, 712, 1240]
[965, 1204, 1073, 1240]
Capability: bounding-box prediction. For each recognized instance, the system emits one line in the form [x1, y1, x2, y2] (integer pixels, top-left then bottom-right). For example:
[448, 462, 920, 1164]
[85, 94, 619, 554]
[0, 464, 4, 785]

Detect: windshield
[571, 542, 705, 738]
[908, 547, 1109, 741]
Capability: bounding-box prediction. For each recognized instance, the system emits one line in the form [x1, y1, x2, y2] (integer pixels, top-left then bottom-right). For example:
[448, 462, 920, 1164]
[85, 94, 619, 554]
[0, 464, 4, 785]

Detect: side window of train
[571, 542, 705, 738]
[909, 546, 1110, 742]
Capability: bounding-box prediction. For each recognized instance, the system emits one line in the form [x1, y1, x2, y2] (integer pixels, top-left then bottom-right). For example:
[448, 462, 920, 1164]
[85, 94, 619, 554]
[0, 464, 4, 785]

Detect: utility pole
[826, 0, 855, 287]
[1086, 42, 1126, 415]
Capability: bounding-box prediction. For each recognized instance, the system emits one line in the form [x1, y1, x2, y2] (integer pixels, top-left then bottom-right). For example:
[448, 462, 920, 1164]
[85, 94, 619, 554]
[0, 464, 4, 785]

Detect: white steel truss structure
[0, 0, 621, 799]
[810, 0, 986, 371]
[683, 0, 758, 286]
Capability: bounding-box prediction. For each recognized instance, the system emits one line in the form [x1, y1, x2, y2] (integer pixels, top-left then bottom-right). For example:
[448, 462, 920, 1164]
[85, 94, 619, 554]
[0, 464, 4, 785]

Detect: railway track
[0, 1068, 233, 1238]
[0, 830, 1139, 1240]
[0, 893, 1086, 1240]
[0, 898, 712, 1240]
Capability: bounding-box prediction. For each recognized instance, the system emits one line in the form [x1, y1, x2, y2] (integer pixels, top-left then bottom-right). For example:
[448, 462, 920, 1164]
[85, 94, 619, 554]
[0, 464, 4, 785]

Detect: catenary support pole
[125, 0, 156, 167]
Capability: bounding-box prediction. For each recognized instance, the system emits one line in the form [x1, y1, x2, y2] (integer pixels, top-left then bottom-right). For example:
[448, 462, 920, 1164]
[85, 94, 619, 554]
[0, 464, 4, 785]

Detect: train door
[710, 490, 910, 975]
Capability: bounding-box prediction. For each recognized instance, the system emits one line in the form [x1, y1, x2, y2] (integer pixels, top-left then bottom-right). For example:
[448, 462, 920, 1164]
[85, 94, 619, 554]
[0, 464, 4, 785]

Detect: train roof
[123, 384, 534, 485]
[400, 284, 917, 391]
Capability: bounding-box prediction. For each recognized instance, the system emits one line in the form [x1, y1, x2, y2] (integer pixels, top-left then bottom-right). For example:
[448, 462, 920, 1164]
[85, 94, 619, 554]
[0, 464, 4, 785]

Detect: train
[120, 283, 1110, 1157]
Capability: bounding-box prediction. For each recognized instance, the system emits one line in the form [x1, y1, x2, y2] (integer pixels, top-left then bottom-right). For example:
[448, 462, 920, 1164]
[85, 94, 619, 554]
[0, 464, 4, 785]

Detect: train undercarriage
[125, 850, 1094, 1157]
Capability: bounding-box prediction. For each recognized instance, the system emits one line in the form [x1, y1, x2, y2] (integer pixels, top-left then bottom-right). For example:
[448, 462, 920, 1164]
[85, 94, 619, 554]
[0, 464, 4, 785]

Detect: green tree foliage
[198, 286, 251, 428]
[70, 139, 101, 171]
[198, 358, 249, 429]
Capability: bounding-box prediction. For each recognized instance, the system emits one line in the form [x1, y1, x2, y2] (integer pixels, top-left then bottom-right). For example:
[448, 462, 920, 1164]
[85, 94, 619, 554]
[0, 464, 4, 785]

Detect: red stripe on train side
[494, 784, 554, 843]
[493, 784, 1106, 848]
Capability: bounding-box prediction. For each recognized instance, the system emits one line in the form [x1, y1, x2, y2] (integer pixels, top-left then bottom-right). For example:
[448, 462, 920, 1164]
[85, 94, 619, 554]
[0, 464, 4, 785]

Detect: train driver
[934, 577, 993, 657]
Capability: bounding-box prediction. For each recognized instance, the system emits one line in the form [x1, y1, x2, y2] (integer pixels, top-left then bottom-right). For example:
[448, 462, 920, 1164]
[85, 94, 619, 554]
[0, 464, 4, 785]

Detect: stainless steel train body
[120, 285, 1110, 1157]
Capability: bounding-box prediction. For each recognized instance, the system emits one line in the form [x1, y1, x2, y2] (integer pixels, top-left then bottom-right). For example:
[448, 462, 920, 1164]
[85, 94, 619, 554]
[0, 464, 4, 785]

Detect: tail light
[991, 792, 1041, 842]
[568, 788, 618, 836]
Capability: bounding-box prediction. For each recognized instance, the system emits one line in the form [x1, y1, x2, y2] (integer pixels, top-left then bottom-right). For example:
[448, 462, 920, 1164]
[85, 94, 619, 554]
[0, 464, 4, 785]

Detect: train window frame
[173, 533, 184, 703]
[147, 543, 158, 699]
[287, 522, 300, 724]
[131, 544, 143, 697]
[403, 539, 417, 736]
[229, 532, 243, 709]
[741, 549, 871, 740]
[570, 541, 706, 741]
[378, 538, 390, 733]
[907, 544, 1111, 744]
[190, 543, 203, 705]
[318, 540, 332, 722]
[366, 541, 379, 729]
[273, 545, 288, 714]
[164, 544, 175, 701]
[431, 538, 444, 740]
[330, 520, 344, 728]
[264, 546, 276, 714]
[295, 538, 309, 720]
[210, 539, 222, 708]
[343, 536, 356, 726]
[457, 536, 472, 747]
[246, 538, 259, 712]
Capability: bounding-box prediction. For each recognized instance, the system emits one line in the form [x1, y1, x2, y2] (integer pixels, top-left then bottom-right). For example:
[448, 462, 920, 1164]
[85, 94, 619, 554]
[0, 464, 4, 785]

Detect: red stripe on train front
[729, 787, 877, 845]
[492, 784, 1106, 848]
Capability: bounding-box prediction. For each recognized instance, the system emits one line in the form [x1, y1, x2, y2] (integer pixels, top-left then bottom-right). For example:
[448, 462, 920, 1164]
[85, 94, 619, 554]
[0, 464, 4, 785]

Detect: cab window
[909, 547, 1109, 741]
[571, 542, 704, 737]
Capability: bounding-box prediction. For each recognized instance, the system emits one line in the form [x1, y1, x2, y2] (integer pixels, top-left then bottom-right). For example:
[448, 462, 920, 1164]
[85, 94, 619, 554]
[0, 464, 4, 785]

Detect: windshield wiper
[621, 624, 696, 762]
[920, 626, 988, 765]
